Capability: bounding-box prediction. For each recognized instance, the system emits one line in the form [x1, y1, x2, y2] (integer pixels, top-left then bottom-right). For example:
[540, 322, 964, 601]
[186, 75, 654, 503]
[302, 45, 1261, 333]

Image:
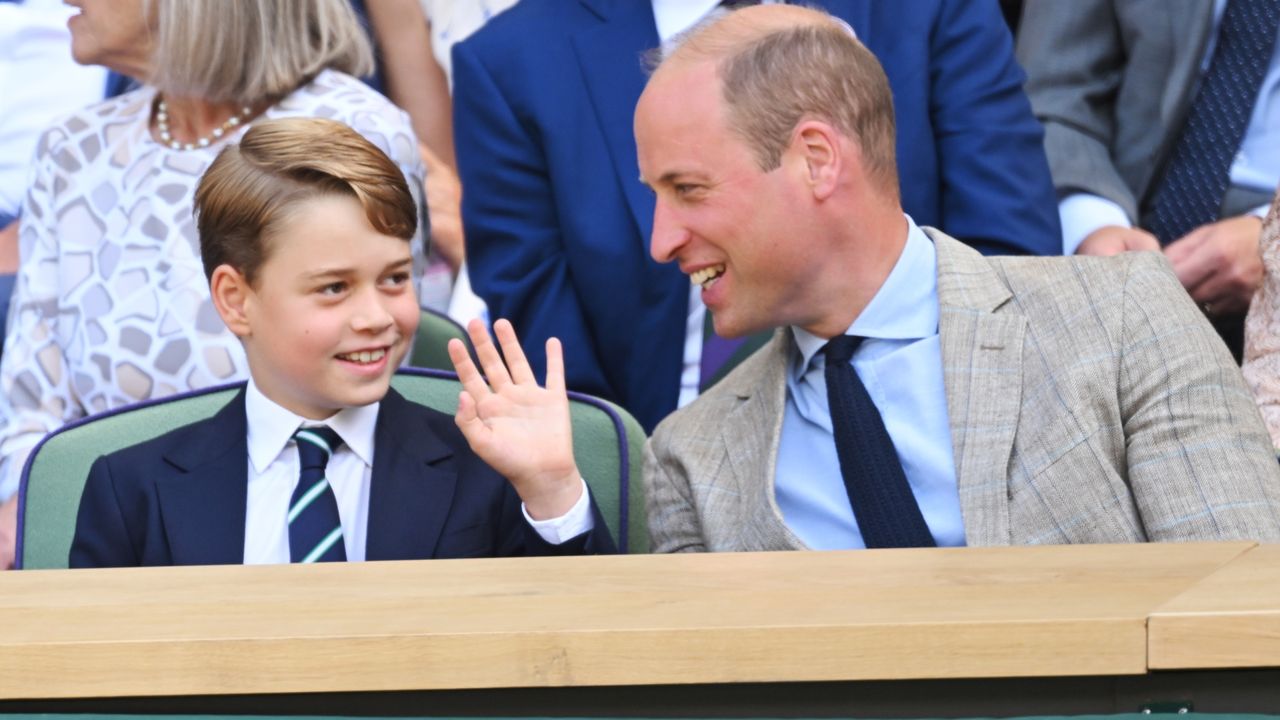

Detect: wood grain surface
[0, 543, 1256, 699]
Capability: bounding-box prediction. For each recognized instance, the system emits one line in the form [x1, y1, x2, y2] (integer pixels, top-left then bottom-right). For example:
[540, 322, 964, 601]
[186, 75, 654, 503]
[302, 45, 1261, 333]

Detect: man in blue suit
[454, 0, 1060, 432]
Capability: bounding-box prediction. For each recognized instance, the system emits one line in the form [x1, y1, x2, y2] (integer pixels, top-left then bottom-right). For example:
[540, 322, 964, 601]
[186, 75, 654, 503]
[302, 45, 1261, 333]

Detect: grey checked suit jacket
[643, 231, 1280, 552]
[1016, 0, 1214, 222]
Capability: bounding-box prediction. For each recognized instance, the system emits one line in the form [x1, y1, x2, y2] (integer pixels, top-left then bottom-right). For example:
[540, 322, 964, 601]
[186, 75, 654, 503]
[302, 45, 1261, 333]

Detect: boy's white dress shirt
[241, 379, 593, 564]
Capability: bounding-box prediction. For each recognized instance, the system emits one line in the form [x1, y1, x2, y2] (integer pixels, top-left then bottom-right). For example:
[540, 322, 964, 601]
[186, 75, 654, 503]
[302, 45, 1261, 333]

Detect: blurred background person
[367, 0, 518, 321]
[1018, 0, 1280, 360]
[0, 0, 425, 569]
[0, 0, 107, 350]
[1243, 190, 1280, 447]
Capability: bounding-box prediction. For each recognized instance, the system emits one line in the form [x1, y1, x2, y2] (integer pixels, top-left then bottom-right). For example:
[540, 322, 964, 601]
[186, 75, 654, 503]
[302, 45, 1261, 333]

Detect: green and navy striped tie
[288, 426, 347, 563]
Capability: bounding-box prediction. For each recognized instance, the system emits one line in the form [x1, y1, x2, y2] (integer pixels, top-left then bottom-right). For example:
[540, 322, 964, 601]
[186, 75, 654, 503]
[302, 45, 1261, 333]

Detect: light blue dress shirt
[774, 218, 964, 550]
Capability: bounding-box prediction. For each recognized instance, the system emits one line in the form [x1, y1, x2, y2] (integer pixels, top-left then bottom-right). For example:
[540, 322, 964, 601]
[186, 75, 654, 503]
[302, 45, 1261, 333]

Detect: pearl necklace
[155, 97, 253, 151]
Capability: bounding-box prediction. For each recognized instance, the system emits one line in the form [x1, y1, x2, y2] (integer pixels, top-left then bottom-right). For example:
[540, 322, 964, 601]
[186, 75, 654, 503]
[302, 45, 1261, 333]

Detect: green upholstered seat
[16, 368, 647, 569]
[408, 308, 469, 371]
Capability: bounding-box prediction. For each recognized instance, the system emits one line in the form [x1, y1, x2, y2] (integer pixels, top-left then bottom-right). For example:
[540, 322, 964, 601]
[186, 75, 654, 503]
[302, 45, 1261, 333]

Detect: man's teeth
[689, 264, 725, 289]
[339, 349, 386, 364]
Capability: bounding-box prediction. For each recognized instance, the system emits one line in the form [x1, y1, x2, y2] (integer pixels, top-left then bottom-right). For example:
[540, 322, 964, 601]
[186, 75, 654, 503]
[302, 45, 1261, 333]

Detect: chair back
[409, 308, 469, 371]
[16, 369, 647, 569]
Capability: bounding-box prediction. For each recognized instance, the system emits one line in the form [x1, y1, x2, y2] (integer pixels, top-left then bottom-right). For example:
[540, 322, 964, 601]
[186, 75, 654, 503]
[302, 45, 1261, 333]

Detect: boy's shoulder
[93, 386, 250, 480]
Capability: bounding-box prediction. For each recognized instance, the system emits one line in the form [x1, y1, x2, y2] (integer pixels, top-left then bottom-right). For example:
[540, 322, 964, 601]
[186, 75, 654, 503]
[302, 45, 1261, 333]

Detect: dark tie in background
[824, 336, 935, 549]
[1145, 0, 1280, 245]
[288, 427, 347, 563]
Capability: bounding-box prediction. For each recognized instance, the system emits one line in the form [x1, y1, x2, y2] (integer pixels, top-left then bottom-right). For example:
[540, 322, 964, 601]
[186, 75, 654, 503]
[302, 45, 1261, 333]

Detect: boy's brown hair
[194, 116, 416, 286]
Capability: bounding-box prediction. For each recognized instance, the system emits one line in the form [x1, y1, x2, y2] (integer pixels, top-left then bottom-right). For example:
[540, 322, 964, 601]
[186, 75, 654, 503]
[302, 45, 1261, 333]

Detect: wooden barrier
[0, 542, 1277, 716]
[1150, 543, 1280, 669]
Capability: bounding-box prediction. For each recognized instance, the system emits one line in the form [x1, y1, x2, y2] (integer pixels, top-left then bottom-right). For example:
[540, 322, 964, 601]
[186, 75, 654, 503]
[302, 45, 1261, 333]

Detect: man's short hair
[148, 0, 374, 105]
[194, 117, 416, 286]
[664, 8, 899, 194]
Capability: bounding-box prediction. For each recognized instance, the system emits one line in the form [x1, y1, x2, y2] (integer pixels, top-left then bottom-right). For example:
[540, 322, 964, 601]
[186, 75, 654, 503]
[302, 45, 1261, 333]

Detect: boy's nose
[350, 290, 395, 333]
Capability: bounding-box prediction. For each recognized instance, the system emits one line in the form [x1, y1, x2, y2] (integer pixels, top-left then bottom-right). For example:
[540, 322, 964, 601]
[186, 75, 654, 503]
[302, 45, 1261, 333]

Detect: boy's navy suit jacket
[69, 387, 615, 567]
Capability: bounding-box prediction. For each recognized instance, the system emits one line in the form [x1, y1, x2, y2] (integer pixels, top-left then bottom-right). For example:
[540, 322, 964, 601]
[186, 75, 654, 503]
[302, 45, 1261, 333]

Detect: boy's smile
[230, 192, 419, 419]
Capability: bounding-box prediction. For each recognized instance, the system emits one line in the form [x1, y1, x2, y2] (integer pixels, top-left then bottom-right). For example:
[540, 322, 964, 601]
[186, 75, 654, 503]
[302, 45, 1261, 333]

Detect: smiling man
[638, 5, 1280, 553]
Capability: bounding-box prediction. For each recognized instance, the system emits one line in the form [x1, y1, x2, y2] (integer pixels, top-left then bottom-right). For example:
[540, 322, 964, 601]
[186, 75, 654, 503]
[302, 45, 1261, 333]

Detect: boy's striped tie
[288, 426, 347, 563]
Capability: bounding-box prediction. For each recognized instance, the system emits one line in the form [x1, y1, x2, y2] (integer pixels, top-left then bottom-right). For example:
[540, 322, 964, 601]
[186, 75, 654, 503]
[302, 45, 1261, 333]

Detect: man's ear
[209, 264, 253, 338]
[793, 121, 841, 200]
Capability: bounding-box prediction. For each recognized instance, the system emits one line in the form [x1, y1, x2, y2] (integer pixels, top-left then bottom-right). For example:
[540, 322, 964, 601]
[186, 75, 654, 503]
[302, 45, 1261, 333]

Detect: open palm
[448, 319, 582, 519]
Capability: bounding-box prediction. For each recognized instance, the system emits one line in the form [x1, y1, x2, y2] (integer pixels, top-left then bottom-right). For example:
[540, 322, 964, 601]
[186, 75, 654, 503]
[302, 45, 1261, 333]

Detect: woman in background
[0, 0, 424, 567]
[1243, 192, 1280, 450]
[366, 0, 517, 319]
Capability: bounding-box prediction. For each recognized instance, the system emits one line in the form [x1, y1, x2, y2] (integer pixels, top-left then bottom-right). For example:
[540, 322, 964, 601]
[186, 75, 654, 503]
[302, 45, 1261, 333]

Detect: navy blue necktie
[1145, 0, 1280, 244]
[824, 336, 935, 548]
[288, 426, 347, 563]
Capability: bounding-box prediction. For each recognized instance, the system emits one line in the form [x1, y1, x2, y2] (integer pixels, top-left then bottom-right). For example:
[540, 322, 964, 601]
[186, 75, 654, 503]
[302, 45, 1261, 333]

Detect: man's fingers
[493, 318, 537, 385]
[467, 318, 512, 389]
[1165, 229, 1217, 290]
[1125, 230, 1161, 253]
[448, 336, 491, 400]
[545, 337, 566, 395]
[1163, 224, 1210, 264]
[1169, 249, 1216, 292]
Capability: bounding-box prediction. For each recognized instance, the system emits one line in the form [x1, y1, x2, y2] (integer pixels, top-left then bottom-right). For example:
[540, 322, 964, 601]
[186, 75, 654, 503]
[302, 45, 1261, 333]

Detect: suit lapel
[721, 331, 806, 550]
[365, 389, 457, 561]
[154, 390, 251, 565]
[572, 0, 660, 245]
[931, 230, 1025, 547]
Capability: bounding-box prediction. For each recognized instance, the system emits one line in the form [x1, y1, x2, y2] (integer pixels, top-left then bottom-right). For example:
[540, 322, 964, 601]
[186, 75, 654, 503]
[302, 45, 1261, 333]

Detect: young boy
[69, 117, 613, 567]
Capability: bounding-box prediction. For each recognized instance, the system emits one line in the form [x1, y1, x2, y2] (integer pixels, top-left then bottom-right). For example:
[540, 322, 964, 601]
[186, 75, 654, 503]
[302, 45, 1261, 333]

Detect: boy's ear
[209, 264, 253, 338]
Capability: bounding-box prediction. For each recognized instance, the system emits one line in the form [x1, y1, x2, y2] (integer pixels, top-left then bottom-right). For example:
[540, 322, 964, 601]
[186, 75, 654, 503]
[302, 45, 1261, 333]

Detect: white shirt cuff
[1248, 203, 1270, 220]
[1059, 194, 1133, 255]
[522, 478, 594, 544]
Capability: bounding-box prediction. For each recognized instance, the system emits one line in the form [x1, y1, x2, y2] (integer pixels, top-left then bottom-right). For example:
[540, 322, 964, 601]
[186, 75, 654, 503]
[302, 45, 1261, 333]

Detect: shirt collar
[651, 0, 720, 42]
[244, 378, 380, 474]
[790, 215, 939, 374]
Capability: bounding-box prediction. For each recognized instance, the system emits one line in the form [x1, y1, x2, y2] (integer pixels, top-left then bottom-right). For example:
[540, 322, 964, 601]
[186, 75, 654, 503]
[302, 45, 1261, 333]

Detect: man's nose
[649, 197, 689, 264]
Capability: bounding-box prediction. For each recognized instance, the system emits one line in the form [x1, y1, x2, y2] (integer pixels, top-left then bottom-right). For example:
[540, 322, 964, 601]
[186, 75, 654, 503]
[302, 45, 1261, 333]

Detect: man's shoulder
[991, 249, 1187, 324]
[934, 227, 1183, 316]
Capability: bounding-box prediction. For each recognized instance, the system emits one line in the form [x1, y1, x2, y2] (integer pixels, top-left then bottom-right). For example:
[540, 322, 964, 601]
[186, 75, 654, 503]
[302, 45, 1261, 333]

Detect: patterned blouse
[0, 69, 425, 499]
[1243, 192, 1280, 448]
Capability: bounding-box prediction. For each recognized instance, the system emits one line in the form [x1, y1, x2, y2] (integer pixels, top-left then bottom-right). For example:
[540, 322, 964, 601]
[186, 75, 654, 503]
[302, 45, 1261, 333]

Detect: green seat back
[409, 308, 469, 371]
[17, 369, 647, 569]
